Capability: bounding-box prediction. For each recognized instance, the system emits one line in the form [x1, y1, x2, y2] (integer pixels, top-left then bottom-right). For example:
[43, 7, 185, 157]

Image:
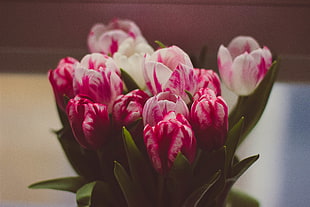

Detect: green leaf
[167, 153, 192, 207]
[122, 127, 156, 201]
[29, 176, 86, 193]
[182, 170, 221, 207]
[185, 90, 194, 105]
[76, 181, 120, 207]
[192, 147, 227, 207]
[155, 40, 166, 48]
[57, 128, 101, 180]
[120, 68, 140, 92]
[193, 147, 226, 188]
[231, 155, 259, 181]
[114, 161, 149, 207]
[229, 60, 279, 145]
[227, 189, 260, 207]
[225, 117, 244, 174]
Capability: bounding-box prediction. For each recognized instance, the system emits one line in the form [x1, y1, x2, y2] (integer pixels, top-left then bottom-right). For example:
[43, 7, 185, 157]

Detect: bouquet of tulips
[29, 19, 278, 207]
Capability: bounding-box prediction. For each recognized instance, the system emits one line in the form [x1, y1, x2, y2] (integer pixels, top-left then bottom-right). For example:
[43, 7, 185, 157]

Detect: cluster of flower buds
[48, 19, 272, 175]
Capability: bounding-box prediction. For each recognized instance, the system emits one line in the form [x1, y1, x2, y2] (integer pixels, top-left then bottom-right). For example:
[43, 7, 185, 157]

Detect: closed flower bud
[143, 46, 196, 103]
[190, 88, 228, 151]
[143, 112, 196, 174]
[66, 95, 110, 150]
[194, 68, 221, 96]
[112, 89, 149, 126]
[87, 19, 145, 55]
[218, 36, 272, 96]
[48, 57, 78, 111]
[142, 91, 189, 126]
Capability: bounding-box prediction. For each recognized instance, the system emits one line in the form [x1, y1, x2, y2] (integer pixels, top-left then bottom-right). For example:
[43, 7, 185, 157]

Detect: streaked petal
[228, 36, 260, 59]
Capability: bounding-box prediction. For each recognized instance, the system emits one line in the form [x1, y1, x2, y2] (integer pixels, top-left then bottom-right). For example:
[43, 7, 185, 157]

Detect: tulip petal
[144, 60, 172, 95]
[164, 64, 197, 103]
[218, 45, 233, 89]
[87, 23, 107, 53]
[227, 36, 260, 59]
[82, 104, 109, 149]
[231, 53, 258, 95]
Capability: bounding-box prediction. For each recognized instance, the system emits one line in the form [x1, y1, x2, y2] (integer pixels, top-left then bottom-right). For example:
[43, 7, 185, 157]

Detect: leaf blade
[29, 176, 86, 193]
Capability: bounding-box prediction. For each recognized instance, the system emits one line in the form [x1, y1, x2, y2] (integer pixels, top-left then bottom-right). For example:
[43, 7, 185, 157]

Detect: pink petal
[227, 36, 260, 59]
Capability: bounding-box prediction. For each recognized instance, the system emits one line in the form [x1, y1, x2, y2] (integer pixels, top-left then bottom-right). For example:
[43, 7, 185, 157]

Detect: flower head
[113, 37, 154, 89]
[142, 91, 189, 126]
[143, 46, 196, 103]
[218, 36, 272, 96]
[48, 57, 78, 111]
[66, 95, 110, 150]
[112, 89, 149, 127]
[194, 68, 221, 96]
[73, 54, 123, 112]
[87, 19, 145, 55]
[143, 112, 196, 174]
[190, 88, 228, 151]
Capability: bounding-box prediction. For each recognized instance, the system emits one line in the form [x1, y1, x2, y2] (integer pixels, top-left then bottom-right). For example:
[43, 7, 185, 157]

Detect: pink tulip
[48, 57, 78, 111]
[112, 89, 149, 127]
[143, 112, 196, 174]
[143, 46, 196, 103]
[142, 91, 189, 126]
[66, 95, 110, 150]
[218, 36, 272, 96]
[87, 19, 144, 55]
[194, 68, 221, 96]
[73, 54, 123, 113]
[190, 88, 228, 151]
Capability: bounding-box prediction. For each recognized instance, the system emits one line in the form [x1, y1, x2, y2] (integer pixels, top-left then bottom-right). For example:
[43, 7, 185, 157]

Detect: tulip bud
[87, 19, 145, 55]
[190, 88, 228, 151]
[66, 95, 110, 150]
[48, 57, 78, 111]
[112, 89, 149, 127]
[143, 112, 196, 174]
[194, 68, 221, 96]
[143, 46, 196, 103]
[73, 54, 123, 113]
[217, 36, 272, 96]
[142, 91, 189, 126]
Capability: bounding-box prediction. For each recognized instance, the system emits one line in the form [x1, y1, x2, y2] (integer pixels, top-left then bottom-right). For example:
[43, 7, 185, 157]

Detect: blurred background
[0, 0, 309, 206]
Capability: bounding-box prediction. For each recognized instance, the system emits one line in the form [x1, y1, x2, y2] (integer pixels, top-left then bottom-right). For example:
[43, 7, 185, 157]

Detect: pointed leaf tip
[29, 176, 86, 193]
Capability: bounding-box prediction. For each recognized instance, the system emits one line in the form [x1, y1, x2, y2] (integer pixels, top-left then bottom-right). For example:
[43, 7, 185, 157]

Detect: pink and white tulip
[113, 37, 154, 89]
[142, 91, 189, 126]
[218, 36, 272, 96]
[66, 95, 110, 150]
[73, 54, 123, 112]
[143, 112, 196, 174]
[194, 68, 221, 96]
[143, 46, 196, 103]
[190, 88, 228, 151]
[48, 57, 78, 111]
[112, 89, 149, 127]
[87, 19, 145, 55]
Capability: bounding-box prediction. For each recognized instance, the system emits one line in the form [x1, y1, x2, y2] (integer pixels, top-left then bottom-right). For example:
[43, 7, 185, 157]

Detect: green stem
[157, 175, 165, 207]
[96, 149, 106, 180]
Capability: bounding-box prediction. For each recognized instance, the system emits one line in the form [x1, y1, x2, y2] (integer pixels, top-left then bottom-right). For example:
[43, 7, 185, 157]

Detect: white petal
[231, 53, 258, 95]
[217, 45, 233, 89]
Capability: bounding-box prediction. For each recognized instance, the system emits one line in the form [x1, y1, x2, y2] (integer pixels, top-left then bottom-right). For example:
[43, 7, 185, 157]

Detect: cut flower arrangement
[29, 19, 279, 207]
